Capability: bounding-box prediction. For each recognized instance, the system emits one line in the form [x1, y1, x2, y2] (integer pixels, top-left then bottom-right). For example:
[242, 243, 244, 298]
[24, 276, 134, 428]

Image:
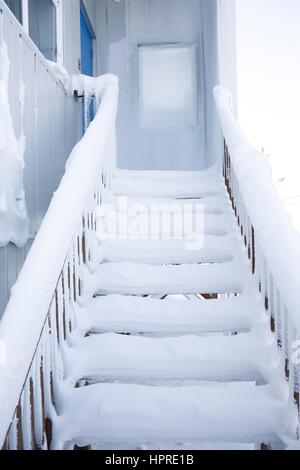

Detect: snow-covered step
[55, 383, 285, 447]
[105, 195, 230, 215]
[82, 261, 248, 297]
[98, 212, 235, 239]
[65, 332, 272, 385]
[113, 166, 219, 182]
[95, 235, 237, 265]
[112, 167, 224, 198]
[75, 294, 259, 335]
[92, 442, 255, 450]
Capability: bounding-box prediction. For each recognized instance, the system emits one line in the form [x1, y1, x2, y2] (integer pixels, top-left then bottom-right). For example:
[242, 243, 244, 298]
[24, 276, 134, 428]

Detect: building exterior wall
[0, 1, 82, 318]
[99, 0, 221, 170]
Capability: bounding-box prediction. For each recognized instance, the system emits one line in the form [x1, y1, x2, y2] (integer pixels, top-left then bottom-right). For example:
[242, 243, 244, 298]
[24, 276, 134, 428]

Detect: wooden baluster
[68, 249, 75, 304]
[275, 290, 282, 349]
[33, 346, 45, 449]
[29, 376, 38, 449]
[16, 402, 24, 450]
[7, 414, 18, 450]
[264, 268, 270, 322]
[243, 210, 248, 248]
[86, 213, 91, 262]
[72, 242, 78, 303]
[268, 274, 276, 333]
[284, 313, 291, 380]
[43, 311, 55, 448]
[231, 171, 236, 212]
[82, 216, 87, 265]
[251, 226, 256, 274]
[76, 231, 82, 296]
[261, 255, 267, 301]
[236, 180, 241, 228]
[240, 195, 245, 238]
[59, 275, 67, 341]
[265, 269, 270, 310]
[61, 271, 69, 340]
[21, 377, 35, 449]
[278, 306, 288, 380]
[1, 435, 8, 451]
[93, 194, 98, 232]
[288, 325, 299, 439]
[41, 307, 60, 450]
[246, 216, 251, 260]
[255, 242, 261, 292]
[55, 288, 62, 345]
[63, 260, 73, 334]
[234, 173, 238, 217]
[78, 223, 84, 267]
[294, 363, 300, 439]
[49, 301, 60, 408]
[223, 140, 226, 180]
[67, 245, 76, 307]
[227, 149, 231, 196]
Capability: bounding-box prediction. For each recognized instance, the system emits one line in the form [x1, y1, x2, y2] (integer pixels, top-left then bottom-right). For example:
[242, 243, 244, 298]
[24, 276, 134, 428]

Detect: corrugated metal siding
[0, 4, 82, 318]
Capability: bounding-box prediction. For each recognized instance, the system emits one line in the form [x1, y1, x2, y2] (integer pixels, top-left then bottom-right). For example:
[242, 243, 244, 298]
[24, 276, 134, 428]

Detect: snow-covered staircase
[53, 170, 290, 450]
[1, 83, 299, 451]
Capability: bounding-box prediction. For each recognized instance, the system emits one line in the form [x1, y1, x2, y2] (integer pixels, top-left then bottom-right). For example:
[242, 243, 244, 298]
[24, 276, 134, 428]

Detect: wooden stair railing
[0, 74, 119, 450]
[215, 86, 300, 443]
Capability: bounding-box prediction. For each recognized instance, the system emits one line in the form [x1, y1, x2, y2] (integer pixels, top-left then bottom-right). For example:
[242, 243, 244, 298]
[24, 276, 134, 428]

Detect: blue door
[80, 4, 94, 130]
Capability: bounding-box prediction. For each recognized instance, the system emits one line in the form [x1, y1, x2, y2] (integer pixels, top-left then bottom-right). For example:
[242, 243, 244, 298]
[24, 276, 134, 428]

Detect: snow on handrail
[0, 74, 119, 446]
[214, 85, 300, 334]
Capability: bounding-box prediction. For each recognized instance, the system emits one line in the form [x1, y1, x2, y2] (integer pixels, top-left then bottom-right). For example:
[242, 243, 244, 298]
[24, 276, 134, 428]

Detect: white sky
[236, 0, 300, 184]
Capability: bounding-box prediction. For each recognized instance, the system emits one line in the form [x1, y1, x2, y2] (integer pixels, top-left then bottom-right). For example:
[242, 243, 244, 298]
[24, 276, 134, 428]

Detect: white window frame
[21, 0, 64, 65]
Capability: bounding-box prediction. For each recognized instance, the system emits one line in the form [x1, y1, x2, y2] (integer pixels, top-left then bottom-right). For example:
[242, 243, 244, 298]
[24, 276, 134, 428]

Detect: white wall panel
[103, 0, 217, 170]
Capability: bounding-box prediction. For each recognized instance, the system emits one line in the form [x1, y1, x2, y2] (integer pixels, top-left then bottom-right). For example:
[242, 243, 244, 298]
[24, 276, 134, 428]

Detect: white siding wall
[0, 2, 82, 318]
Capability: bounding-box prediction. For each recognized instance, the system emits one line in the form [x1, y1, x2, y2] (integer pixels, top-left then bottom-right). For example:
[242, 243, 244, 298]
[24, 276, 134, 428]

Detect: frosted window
[29, 0, 57, 61]
[139, 44, 197, 129]
[4, 0, 22, 23]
